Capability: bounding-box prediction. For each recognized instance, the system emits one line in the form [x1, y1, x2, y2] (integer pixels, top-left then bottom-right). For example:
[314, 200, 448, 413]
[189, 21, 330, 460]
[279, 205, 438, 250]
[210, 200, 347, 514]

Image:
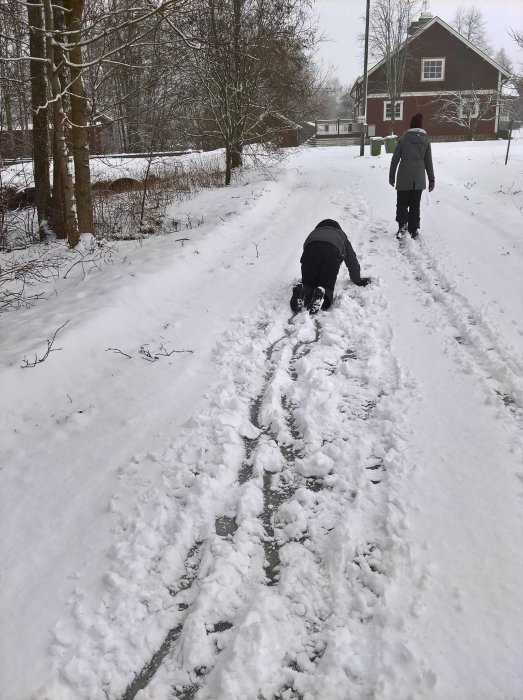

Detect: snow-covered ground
[1, 150, 220, 192]
[1, 138, 522, 700]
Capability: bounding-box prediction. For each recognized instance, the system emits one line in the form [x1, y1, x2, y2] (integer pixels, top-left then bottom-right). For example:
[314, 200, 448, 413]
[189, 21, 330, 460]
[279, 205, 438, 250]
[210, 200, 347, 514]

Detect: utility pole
[360, 0, 371, 156]
[505, 119, 514, 165]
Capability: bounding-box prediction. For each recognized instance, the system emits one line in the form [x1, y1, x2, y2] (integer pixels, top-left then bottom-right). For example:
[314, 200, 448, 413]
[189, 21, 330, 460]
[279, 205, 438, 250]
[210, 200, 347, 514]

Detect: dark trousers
[300, 241, 342, 309]
[396, 189, 423, 233]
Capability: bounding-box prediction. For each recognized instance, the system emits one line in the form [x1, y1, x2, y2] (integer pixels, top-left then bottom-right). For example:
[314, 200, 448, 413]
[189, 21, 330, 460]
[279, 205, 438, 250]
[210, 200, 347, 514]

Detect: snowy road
[1, 143, 522, 699]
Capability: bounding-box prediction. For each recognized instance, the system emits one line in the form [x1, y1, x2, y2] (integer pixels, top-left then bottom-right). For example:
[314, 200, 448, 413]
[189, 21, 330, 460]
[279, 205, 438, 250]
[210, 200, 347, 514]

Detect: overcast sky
[313, 0, 523, 87]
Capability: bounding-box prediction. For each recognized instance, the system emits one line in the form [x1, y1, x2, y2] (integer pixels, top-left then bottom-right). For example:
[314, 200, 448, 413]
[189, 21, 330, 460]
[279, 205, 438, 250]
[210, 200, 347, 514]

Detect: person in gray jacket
[389, 112, 435, 239]
[290, 219, 370, 314]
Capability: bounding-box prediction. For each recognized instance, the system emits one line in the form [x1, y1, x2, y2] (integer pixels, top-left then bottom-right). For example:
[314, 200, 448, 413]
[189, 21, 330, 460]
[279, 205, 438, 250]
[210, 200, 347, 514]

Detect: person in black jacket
[290, 219, 370, 314]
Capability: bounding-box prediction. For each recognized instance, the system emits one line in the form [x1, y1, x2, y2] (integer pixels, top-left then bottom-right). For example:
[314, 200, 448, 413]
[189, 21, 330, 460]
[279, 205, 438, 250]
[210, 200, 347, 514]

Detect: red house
[351, 13, 512, 140]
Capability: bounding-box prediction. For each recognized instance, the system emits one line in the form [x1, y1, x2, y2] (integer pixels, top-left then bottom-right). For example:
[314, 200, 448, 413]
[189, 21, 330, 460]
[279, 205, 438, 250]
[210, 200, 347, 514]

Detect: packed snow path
[1, 143, 522, 699]
[115, 285, 407, 700]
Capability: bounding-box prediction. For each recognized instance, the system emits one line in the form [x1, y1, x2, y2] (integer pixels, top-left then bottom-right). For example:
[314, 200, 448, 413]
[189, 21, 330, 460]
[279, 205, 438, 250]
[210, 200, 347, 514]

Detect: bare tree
[183, 0, 319, 185]
[82, 0, 194, 154]
[64, 0, 93, 235]
[510, 28, 523, 52]
[452, 5, 492, 55]
[42, 0, 80, 246]
[83, 0, 166, 153]
[0, 1, 31, 155]
[433, 18, 518, 138]
[2, 0, 195, 246]
[26, 0, 51, 237]
[494, 48, 513, 74]
[431, 88, 501, 140]
[368, 0, 422, 134]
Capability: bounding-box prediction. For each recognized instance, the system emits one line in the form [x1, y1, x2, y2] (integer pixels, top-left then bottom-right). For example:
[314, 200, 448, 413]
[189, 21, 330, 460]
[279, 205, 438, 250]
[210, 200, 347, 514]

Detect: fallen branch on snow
[21, 320, 69, 368]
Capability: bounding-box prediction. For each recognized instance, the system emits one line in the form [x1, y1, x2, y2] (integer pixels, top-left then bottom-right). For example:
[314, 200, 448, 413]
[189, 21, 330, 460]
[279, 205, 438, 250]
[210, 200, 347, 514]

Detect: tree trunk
[225, 146, 232, 185]
[43, 0, 80, 247]
[0, 72, 15, 160]
[390, 96, 396, 135]
[231, 0, 243, 170]
[51, 131, 67, 240]
[231, 146, 242, 168]
[64, 0, 93, 234]
[27, 0, 51, 239]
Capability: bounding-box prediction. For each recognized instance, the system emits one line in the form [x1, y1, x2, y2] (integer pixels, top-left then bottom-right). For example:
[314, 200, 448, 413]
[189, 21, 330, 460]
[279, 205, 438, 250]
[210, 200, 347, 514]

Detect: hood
[314, 225, 346, 235]
[315, 219, 342, 231]
[404, 128, 427, 143]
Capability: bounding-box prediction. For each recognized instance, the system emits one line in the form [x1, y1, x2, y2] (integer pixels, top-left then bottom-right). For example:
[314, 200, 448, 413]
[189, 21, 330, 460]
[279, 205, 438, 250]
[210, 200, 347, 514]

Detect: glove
[389, 177, 395, 187]
[356, 277, 371, 287]
[429, 180, 435, 192]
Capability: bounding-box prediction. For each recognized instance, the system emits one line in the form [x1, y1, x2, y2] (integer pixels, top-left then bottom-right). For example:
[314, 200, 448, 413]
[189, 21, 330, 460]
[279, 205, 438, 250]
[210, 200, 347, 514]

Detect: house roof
[352, 15, 512, 90]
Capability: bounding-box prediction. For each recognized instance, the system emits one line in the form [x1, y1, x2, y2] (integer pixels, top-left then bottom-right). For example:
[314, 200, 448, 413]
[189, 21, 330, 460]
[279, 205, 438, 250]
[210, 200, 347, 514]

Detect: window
[422, 58, 445, 81]
[459, 98, 479, 118]
[383, 100, 403, 121]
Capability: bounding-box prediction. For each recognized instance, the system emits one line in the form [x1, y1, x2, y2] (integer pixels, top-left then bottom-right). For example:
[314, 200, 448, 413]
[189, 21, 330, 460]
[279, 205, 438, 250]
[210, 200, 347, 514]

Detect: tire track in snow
[129, 284, 416, 699]
[395, 232, 523, 422]
[122, 542, 204, 700]
[127, 316, 319, 698]
[248, 311, 388, 700]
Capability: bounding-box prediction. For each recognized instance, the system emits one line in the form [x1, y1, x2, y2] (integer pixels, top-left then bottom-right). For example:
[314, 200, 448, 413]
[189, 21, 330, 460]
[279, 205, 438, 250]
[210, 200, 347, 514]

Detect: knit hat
[316, 219, 341, 230]
[410, 113, 423, 129]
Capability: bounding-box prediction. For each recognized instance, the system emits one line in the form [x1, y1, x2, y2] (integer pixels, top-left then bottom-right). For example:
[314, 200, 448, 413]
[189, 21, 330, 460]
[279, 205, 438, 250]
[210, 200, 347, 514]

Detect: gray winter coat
[303, 225, 361, 283]
[389, 128, 435, 191]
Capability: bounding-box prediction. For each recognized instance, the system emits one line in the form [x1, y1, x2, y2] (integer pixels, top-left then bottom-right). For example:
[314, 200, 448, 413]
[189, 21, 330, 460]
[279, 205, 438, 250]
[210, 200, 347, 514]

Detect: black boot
[307, 287, 325, 315]
[290, 283, 304, 313]
[396, 224, 407, 240]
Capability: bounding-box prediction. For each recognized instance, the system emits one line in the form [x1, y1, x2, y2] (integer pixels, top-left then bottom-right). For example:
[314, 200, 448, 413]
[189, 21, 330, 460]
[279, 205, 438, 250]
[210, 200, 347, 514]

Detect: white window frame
[459, 98, 480, 118]
[383, 100, 403, 121]
[421, 57, 445, 81]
